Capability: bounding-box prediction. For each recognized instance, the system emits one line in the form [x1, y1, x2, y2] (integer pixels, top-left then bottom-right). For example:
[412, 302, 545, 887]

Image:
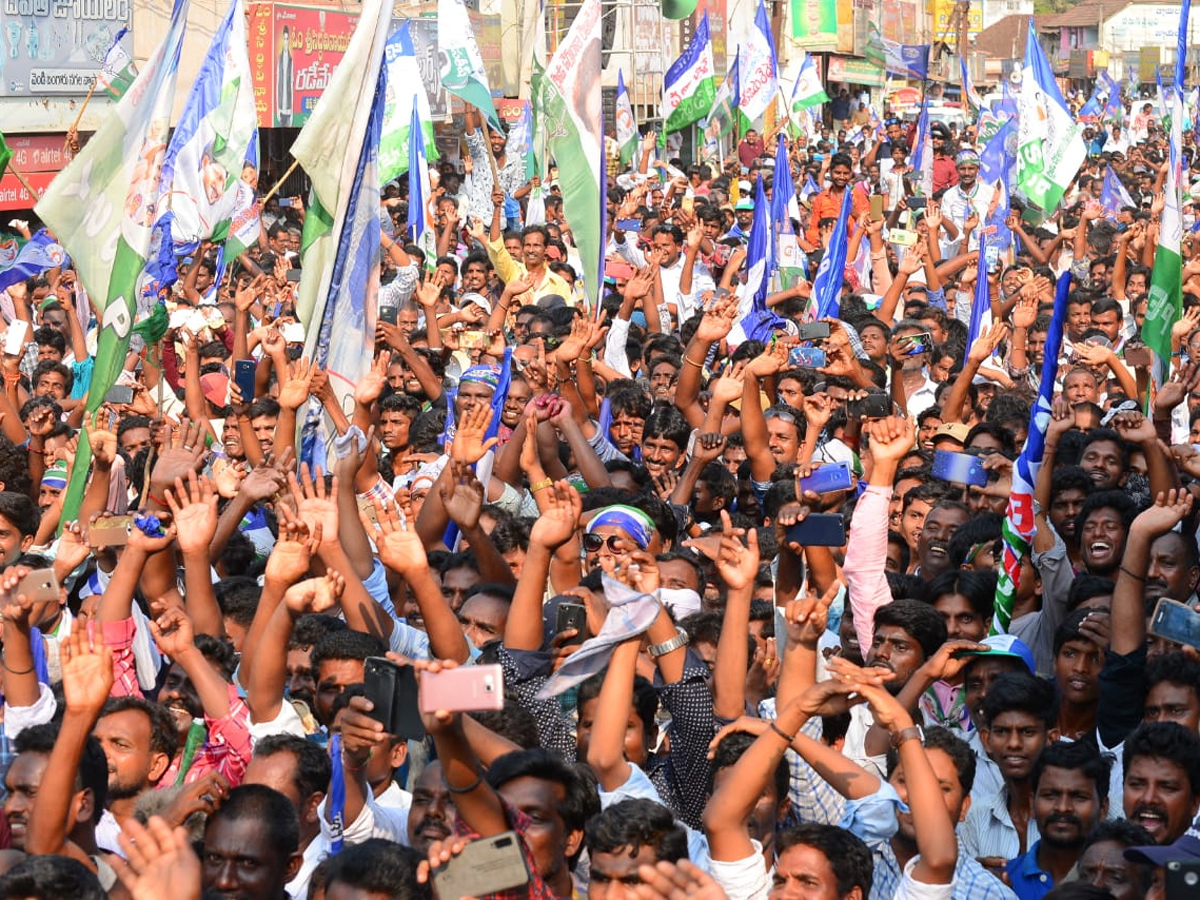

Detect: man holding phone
[940, 150, 994, 254]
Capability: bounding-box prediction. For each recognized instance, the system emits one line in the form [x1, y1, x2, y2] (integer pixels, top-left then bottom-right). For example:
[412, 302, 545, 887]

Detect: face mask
[659, 588, 702, 619]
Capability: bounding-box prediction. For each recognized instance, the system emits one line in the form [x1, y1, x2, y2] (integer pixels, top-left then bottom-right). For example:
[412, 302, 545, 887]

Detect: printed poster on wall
[1, 0, 131, 96]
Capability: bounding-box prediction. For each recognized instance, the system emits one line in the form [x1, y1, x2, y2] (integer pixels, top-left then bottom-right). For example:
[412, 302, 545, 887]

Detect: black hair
[607, 382, 653, 421]
[247, 396, 281, 420]
[101, 696, 182, 764]
[1053, 607, 1104, 657]
[32, 326, 66, 356]
[1123, 722, 1200, 795]
[585, 798, 688, 863]
[872, 599, 948, 660]
[252, 733, 333, 801]
[0, 855, 105, 900]
[206, 784, 300, 859]
[1074, 489, 1140, 538]
[775, 824, 873, 896]
[642, 404, 691, 450]
[319, 839, 431, 900]
[887, 531, 912, 571]
[309, 629, 388, 671]
[886, 724, 976, 795]
[576, 672, 659, 743]
[13, 722, 108, 824]
[290, 613, 348, 651]
[981, 671, 1057, 729]
[32, 359, 72, 394]
[1066, 574, 1115, 612]
[216, 576, 261, 629]
[924, 569, 997, 622]
[484, 749, 600, 864]
[1050, 464, 1092, 500]
[710, 730, 789, 804]
[1031, 740, 1113, 803]
[945, 512, 1003, 568]
[0, 491, 39, 538]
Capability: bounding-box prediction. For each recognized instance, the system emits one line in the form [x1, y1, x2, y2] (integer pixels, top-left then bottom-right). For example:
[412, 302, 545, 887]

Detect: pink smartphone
[419, 664, 505, 714]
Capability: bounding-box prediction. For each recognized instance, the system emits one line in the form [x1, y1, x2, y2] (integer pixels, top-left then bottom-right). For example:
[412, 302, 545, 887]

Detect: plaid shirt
[757, 699, 845, 826]
[105, 618, 252, 787]
[453, 799, 559, 900]
[871, 841, 1016, 900]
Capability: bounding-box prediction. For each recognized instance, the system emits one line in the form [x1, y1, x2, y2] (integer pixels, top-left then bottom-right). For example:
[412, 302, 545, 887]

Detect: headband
[586, 505, 656, 549]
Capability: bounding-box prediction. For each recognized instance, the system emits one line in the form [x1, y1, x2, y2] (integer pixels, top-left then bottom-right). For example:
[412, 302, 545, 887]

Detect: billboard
[791, 0, 839, 49]
[0, 0, 131, 97]
[248, 5, 458, 127]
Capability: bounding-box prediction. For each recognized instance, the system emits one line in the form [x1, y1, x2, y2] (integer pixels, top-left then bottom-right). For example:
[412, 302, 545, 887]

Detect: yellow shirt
[485, 237, 574, 307]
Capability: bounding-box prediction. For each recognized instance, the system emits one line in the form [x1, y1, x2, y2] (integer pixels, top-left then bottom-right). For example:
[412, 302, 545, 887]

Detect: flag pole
[4, 159, 37, 200]
[262, 158, 302, 203]
[63, 79, 100, 158]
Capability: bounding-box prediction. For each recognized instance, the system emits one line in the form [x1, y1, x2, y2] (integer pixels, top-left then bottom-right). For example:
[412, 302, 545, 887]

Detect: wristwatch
[648, 629, 690, 659]
[890, 725, 924, 749]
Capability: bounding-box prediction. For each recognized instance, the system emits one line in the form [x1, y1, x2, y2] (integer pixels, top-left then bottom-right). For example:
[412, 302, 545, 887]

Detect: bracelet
[446, 772, 484, 794]
[1119, 565, 1148, 583]
[891, 725, 924, 749]
[146, 491, 168, 507]
[1, 659, 34, 675]
[769, 722, 796, 743]
[648, 629, 690, 658]
[530, 478, 553, 492]
[683, 354, 705, 368]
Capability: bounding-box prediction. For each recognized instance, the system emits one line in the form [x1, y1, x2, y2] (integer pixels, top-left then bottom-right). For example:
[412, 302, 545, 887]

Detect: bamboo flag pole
[63, 79, 100, 158]
[4, 159, 38, 200]
[261, 158, 302, 203]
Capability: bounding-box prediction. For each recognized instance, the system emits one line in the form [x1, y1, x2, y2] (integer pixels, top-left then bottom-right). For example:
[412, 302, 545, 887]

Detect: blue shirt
[1005, 842, 1059, 900]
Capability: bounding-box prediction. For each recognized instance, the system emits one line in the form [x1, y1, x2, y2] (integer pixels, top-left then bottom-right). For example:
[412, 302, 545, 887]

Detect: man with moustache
[1121, 723, 1200, 846]
[1006, 742, 1111, 899]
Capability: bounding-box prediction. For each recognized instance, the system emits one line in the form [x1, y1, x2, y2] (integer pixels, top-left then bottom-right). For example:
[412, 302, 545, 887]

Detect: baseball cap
[932, 423, 970, 445]
[958, 634, 1036, 675]
[735, 198, 755, 211]
[459, 291, 491, 315]
[1125, 824, 1200, 866]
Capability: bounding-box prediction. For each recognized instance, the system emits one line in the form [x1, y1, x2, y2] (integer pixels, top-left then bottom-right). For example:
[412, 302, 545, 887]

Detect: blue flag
[407, 102, 432, 244]
[729, 176, 787, 344]
[1100, 166, 1135, 217]
[812, 184, 854, 319]
[301, 60, 387, 470]
[966, 235, 990, 349]
[1177, 0, 1191, 91]
[1079, 86, 1103, 118]
[141, 213, 178, 300]
[980, 118, 1015, 184]
[0, 230, 67, 294]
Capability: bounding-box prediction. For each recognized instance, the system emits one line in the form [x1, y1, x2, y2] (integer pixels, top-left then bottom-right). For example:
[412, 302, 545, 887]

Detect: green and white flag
[438, 0, 502, 130]
[615, 69, 638, 166]
[1016, 21, 1085, 212]
[36, 0, 188, 524]
[292, 0, 391, 332]
[160, 0, 257, 248]
[96, 26, 137, 100]
[790, 51, 829, 112]
[738, 0, 778, 132]
[1144, 90, 1184, 384]
[541, 0, 603, 310]
[380, 21, 438, 182]
[662, 12, 716, 135]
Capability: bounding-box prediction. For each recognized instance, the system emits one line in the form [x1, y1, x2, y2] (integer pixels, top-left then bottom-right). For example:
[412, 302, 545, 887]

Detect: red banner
[248, 3, 360, 128]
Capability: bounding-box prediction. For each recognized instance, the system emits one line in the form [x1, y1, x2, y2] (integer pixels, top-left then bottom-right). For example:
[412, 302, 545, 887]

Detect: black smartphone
[1166, 858, 1200, 897]
[555, 602, 588, 645]
[795, 322, 832, 341]
[899, 331, 934, 356]
[233, 359, 256, 404]
[104, 384, 135, 406]
[907, 196, 927, 209]
[1150, 599, 1200, 649]
[847, 393, 891, 419]
[363, 657, 426, 740]
[379, 305, 400, 326]
[785, 513, 848, 547]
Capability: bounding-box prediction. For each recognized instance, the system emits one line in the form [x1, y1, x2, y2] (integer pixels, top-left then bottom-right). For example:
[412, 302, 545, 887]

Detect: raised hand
[287, 464, 339, 545]
[695, 292, 739, 343]
[439, 459, 485, 530]
[968, 322, 1010, 365]
[633, 860, 730, 900]
[114, 815, 203, 900]
[278, 358, 316, 411]
[150, 418, 207, 495]
[148, 607, 197, 660]
[1133, 489, 1195, 538]
[1154, 361, 1200, 418]
[360, 497, 428, 578]
[85, 411, 119, 467]
[265, 504, 321, 584]
[241, 449, 293, 503]
[1111, 410, 1157, 444]
[527, 481, 582, 550]
[60, 622, 115, 716]
[864, 415, 915, 463]
[283, 569, 346, 616]
[165, 471, 219, 556]
[691, 432, 727, 465]
[449, 403, 498, 465]
[355, 354, 390, 407]
[708, 361, 747, 406]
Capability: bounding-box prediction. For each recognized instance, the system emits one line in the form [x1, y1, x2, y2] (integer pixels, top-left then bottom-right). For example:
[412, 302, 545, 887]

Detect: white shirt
[940, 180, 996, 254]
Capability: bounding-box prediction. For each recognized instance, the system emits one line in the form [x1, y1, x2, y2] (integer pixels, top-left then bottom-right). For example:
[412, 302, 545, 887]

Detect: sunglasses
[582, 533, 628, 553]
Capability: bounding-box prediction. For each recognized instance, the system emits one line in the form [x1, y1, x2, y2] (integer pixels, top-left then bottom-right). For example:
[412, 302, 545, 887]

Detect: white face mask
[659, 588, 702, 619]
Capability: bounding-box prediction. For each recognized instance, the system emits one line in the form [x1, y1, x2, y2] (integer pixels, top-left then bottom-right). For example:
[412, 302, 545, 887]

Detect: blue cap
[1125, 824, 1200, 866]
[960, 634, 1036, 675]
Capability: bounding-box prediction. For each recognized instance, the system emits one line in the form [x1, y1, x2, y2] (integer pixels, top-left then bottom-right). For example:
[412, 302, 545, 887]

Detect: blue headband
[460, 365, 500, 390]
[587, 505, 656, 549]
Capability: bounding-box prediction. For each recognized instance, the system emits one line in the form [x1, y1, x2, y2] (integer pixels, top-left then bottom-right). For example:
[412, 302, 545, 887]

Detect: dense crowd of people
[0, 89, 1199, 900]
